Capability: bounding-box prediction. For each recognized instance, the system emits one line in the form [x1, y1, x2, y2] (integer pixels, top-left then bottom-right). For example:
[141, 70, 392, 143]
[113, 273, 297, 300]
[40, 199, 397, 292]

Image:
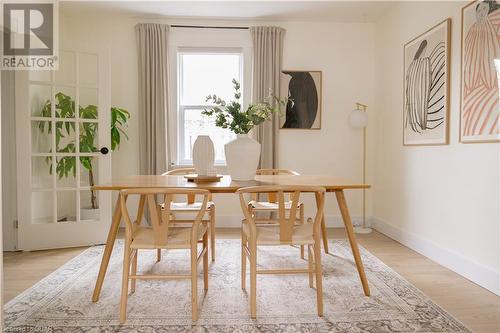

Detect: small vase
[192, 135, 215, 176]
[224, 134, 261, 181]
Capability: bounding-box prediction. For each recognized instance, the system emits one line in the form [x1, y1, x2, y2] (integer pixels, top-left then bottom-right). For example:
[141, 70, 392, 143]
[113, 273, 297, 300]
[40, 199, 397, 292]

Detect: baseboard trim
[372, 217, 500, 296]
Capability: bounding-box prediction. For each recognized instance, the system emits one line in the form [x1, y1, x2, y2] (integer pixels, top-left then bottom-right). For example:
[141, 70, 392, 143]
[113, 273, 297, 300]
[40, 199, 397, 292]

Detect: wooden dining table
[91, 174, 371, 302]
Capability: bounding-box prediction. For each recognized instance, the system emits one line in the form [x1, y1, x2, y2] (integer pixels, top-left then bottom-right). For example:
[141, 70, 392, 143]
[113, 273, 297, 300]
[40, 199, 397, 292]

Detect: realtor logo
[1, 1, 58, 70]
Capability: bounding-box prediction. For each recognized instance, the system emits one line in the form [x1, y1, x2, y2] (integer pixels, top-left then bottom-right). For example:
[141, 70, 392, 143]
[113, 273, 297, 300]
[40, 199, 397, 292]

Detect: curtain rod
[171, 24, 249, 30]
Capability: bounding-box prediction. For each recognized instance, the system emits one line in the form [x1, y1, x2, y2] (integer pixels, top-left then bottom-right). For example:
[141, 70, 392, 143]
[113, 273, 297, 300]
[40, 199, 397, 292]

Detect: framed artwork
[403, 19, 451, 146]
[460, 0, 500, 143]
[280, 70, 322, 129]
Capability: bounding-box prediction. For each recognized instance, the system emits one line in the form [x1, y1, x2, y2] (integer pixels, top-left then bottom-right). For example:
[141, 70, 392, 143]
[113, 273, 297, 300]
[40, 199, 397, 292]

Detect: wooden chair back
[254, 169, 300, 202]
[162, 168, 199, 204]
[163, 168, 196, 176]
[237, 185, 325, 243]
[120, 188, 210, 247]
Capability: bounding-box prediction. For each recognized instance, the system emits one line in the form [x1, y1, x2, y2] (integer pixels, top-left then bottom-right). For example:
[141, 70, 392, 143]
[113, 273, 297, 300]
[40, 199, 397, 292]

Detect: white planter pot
[224, 134, 261, 181]
[192, 135, 215, 176]
[80, 208, 100, 221]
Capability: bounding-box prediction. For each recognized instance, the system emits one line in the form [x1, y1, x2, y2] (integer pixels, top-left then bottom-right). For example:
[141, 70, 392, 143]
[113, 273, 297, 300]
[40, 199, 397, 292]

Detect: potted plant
[202, 79, 287, 180]
[38, 92, 130, 220]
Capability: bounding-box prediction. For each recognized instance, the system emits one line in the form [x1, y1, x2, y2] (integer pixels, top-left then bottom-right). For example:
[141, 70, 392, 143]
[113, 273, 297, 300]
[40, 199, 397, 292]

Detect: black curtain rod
[171, 24, 249, 30]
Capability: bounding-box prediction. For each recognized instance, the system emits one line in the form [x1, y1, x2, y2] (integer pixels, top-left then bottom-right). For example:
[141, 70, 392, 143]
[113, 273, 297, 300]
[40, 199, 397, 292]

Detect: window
[177, 50, 242, 165]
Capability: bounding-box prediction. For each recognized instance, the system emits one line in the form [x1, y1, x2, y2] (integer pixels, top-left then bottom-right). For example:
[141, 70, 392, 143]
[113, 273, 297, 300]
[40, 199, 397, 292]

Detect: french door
[15, 45, 112, 250]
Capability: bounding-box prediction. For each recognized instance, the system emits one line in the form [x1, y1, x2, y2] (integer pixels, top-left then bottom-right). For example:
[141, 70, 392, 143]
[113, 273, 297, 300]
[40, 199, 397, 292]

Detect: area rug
[4, 239, 471, 332]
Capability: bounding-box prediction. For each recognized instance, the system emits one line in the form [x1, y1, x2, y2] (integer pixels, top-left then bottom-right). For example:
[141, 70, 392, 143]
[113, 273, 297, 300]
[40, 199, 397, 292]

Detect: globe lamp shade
[349, 109, 368, 129]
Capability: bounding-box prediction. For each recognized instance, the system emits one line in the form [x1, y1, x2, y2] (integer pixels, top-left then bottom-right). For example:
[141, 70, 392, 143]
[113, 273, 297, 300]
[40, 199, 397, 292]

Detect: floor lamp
[349, 102, 372, 234]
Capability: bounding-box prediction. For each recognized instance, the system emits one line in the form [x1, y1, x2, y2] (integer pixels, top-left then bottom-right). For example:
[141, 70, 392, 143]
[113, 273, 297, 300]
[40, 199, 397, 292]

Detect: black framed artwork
[280, 70, 322, 130]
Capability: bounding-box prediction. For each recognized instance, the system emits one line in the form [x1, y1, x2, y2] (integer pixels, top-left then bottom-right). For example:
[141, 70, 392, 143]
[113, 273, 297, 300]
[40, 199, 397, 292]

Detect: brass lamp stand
[349, 102, 371, 234]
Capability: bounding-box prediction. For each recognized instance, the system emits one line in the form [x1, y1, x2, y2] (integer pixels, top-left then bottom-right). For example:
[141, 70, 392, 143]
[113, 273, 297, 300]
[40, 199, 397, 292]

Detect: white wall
[59, 15, 376, 226]
[373, 1, 500, 295]
[279, 21, 376, 225]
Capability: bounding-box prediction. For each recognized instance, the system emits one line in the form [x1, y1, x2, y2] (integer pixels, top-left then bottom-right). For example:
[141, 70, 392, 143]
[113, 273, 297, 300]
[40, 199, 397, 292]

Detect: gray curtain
[135, 24, 169, 175]
[250, 26, 286, 168]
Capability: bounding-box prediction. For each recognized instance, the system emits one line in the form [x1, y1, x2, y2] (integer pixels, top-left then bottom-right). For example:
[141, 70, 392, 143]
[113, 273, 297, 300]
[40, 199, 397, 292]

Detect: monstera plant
[38, 92, 130, 210]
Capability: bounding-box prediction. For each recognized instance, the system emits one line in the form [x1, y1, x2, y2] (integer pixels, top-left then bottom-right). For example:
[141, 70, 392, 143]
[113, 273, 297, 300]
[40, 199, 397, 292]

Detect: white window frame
[176, 47, 244, 166]
[167, 27, 253, 168]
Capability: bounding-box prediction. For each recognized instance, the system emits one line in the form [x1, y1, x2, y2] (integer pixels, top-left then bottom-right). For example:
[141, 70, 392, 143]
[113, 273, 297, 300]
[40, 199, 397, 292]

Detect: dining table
[91, 174, 371, 302]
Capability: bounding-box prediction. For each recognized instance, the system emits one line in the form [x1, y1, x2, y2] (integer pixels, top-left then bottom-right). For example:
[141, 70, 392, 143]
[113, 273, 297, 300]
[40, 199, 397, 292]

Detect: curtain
[250, 26, 286, 168]
[135, 24, 169, 175]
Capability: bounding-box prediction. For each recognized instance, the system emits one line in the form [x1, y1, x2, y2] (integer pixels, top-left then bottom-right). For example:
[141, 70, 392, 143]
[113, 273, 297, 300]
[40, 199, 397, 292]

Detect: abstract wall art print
[461, 0, 500, 143]
[403, 19, 451, 146]
[280, 70, 322, 129]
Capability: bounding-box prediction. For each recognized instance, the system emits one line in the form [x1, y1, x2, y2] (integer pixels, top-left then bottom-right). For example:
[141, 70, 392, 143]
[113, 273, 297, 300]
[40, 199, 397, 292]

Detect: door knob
[100, 147, 109, 155]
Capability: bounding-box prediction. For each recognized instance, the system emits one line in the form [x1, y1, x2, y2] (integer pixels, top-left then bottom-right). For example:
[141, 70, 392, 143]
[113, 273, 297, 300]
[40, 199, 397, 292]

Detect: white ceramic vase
[192, 135, 215, 176]
[224, 134, 261, 181]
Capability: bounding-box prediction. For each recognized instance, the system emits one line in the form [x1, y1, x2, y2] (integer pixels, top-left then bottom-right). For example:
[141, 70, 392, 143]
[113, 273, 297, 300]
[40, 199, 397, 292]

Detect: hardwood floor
[4, 228, 500, 332]
[4, 246, 86, 303]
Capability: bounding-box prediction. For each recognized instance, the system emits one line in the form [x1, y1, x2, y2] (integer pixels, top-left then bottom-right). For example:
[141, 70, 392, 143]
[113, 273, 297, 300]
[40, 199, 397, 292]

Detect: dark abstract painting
[403, 19, 450, 145]
[281, 70, 321, 129]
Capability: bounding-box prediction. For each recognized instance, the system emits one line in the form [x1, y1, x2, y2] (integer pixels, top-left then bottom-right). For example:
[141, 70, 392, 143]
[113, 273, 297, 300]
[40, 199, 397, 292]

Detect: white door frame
[1, 65, 5, 329]
[15, 45, 112, 251]
[1, 71, 17, 251]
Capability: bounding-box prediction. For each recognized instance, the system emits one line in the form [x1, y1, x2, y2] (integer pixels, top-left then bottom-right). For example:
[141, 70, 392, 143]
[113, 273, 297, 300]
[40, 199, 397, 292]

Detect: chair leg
[191, 244, 198, 321]
[210, 205, 216, 262]
[313, 240, 324, 317]
[250, 241, 257, 318]
[203, 231, 209, 291]
[241, 230, 247, 290]
[308, 245, 314, 288]
[131, 249, 138, 293]
[119, 243, 132, 324]
[156, 248, 161, 262]
[300, 205, 305, 259]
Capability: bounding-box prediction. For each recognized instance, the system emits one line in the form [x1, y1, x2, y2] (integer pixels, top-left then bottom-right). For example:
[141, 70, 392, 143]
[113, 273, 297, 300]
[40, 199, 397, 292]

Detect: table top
[92, 175, 370, 193]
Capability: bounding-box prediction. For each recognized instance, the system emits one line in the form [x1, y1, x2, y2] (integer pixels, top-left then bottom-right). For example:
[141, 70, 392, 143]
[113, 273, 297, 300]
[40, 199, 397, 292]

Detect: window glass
[178, 51, 241, 164]
[181, 53, 241, 105]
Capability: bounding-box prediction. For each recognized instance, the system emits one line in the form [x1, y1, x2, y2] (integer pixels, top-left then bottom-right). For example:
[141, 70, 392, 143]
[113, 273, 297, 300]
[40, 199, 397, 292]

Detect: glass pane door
[17, 45, 111, 250]
[29, 50, 102, 223]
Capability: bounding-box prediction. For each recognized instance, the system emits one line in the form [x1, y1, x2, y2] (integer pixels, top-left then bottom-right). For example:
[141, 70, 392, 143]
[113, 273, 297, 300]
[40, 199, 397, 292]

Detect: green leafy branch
[202, 79, 288, 134]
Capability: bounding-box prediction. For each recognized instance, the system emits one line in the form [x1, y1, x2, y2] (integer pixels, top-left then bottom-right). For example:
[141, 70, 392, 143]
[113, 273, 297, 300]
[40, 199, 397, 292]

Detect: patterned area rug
[5, 240, 471, 332]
